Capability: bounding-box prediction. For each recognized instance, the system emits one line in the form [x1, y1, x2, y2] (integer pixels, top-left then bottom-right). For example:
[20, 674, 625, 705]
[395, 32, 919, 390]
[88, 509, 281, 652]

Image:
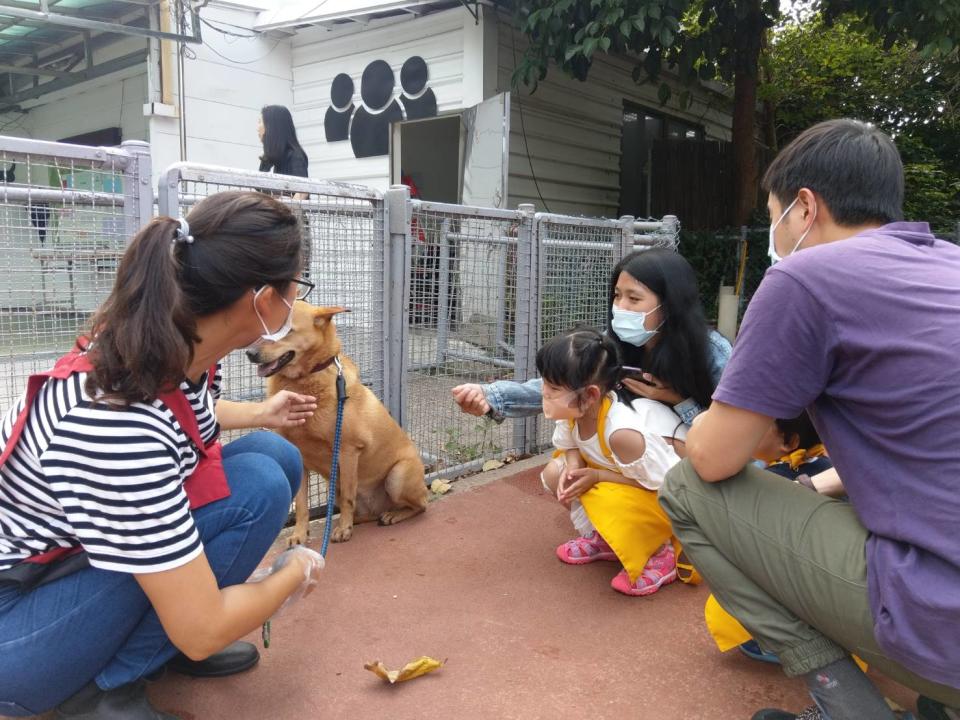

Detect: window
[619, 103, 703, 217]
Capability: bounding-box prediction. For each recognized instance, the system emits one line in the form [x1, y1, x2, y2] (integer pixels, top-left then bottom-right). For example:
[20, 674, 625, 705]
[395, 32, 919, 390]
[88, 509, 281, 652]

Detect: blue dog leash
[320, 356, 348, 556]
[263, 356, 348, 648]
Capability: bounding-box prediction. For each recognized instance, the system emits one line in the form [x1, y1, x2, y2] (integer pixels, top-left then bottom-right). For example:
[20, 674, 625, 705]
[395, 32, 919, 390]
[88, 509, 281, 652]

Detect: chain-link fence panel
[158, 165, 386, 514]
[531, 213, 681, 450]
[0, 138, 149, 416]
[533, 214, 624, 450]
[0, 141, 682, 512]
[405, 201, 533, 481]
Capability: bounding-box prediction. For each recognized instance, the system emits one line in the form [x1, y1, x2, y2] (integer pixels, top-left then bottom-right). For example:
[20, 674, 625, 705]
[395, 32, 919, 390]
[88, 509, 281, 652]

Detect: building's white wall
[494, 16, 732, 218]
[291, 9, 471, 191]
[290, 7, 732, 217]
[149, 1, 294, 188]
[0, 3, 293, 189]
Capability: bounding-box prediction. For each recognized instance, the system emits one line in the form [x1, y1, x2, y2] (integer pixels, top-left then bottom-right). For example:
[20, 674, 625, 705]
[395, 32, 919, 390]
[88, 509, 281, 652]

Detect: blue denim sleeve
[483, 378, 543, 423]
[672, 330, 733, 426]
[707, 329, 733, 387]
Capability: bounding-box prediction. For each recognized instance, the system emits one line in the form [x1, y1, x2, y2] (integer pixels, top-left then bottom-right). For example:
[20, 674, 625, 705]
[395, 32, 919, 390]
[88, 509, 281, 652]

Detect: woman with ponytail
[0, 191, 322, 719]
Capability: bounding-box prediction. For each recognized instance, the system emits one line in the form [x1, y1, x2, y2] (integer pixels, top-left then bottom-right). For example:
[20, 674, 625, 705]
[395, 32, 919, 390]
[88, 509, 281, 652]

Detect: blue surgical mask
[611, 304, 662, 347]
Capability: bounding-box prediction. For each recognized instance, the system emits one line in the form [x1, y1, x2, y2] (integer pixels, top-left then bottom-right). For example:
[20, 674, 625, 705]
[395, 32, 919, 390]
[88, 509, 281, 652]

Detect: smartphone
[621, 365, 655, 385]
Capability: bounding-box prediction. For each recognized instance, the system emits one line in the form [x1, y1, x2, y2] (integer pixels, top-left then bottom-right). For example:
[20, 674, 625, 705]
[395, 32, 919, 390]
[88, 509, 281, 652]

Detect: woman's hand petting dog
[258, 390, 318, 428]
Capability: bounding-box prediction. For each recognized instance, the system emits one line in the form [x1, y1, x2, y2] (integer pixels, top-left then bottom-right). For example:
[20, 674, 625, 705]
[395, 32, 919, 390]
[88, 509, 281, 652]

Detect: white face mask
[768, 197, 816, 264]
[248, 286, 294, 347]
[542, 388, 582, 420]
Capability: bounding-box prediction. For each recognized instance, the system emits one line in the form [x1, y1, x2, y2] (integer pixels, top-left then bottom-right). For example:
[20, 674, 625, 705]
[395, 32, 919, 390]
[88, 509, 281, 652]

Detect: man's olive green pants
[659, 460, 960, 707]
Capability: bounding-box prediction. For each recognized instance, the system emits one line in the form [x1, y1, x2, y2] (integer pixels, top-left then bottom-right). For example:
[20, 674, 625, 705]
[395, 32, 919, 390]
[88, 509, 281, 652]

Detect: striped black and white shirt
[0, 364, 222, 574]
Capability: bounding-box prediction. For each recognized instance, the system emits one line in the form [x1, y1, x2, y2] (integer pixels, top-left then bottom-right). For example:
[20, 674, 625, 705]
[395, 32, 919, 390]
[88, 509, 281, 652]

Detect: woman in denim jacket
[452, 249, 731, 430]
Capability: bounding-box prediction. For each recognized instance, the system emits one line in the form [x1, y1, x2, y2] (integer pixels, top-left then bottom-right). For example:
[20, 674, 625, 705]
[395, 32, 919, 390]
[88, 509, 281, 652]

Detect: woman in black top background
[258, 105, 310, 270]
[258, 105, 309, 178]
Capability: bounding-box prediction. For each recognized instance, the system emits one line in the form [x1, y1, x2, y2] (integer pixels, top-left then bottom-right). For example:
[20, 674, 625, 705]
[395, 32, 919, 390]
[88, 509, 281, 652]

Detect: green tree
[765, 15, 960, 234]
[508, 0, 960, 225]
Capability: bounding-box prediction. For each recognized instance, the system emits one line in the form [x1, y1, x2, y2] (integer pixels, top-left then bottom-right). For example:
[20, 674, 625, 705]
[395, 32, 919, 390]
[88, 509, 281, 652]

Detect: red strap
[2, 352, 229, 511]
[20, 546, 82, 565]
[0, 349, 92, 467]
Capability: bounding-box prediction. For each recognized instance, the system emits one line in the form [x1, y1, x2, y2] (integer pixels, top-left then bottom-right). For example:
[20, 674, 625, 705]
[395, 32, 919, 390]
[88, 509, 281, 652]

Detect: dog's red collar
[309, 355, 338, 374]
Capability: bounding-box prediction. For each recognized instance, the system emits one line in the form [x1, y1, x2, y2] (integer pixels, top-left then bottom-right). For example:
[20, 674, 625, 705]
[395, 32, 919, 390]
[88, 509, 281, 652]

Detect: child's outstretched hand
[557, 467, 599, 503]
[451, 384, 490, 416]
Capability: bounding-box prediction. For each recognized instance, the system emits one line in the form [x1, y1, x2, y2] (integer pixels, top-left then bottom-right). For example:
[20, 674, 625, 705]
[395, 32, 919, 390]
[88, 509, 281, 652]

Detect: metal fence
[0, 137, 151, 416]
[158, 162, 389, 511]
[403, 201, 530, 480]
[0, 135, 679, 512]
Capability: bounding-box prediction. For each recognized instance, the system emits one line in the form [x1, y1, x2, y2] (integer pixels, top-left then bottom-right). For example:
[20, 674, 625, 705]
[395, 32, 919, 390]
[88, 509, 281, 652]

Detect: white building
[0, 0, 734, 219]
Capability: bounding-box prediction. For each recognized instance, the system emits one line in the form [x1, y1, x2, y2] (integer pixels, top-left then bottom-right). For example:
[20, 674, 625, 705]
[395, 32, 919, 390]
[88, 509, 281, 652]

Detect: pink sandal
[556, 531, 618, 565]
[610, 543, 677, 596]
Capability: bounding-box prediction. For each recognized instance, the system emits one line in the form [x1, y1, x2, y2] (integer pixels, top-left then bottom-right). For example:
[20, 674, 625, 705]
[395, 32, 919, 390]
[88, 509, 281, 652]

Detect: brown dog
[246, 302, 427, 545]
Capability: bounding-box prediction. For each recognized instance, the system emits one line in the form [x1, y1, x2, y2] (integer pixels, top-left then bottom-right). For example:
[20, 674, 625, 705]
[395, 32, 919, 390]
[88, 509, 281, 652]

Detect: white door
[460, 92, 510, 208]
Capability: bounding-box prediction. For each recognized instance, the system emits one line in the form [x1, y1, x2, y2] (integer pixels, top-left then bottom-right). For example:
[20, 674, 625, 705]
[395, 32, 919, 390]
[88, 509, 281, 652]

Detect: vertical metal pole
[494, 240, 508, 352]
[435, 218, 451, 368]
[371, 195, 386, 402]
[120, 140, 153, 242]
[513, 202, 536, 454]
[662, 214, 679, 250]
[618, 214, 635, 260]
[384, 185, 411, 425]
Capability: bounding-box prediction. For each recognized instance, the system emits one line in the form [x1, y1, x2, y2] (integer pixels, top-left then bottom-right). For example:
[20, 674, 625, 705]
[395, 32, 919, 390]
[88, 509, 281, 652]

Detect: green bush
[903, 161, 960, 239]
[679, 228, 770, 323]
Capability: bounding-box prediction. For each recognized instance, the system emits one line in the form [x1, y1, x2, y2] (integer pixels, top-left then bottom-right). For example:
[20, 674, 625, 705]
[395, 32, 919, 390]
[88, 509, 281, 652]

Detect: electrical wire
[505, 13, 551, 212]
[200, 16, 259, 38]
[203, 38, 282, 65]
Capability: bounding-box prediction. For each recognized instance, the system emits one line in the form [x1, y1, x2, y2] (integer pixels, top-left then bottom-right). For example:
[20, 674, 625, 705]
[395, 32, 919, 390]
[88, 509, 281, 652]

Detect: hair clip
[174, 217, 194, 244]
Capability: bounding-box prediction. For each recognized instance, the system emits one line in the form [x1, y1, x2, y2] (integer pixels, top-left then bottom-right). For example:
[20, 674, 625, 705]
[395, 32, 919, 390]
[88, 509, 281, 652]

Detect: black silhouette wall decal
[350, 60, 404, 158]
[324, 73, 354, 142]
[399, 56, 437, 120]
[325, 56, 440, 158]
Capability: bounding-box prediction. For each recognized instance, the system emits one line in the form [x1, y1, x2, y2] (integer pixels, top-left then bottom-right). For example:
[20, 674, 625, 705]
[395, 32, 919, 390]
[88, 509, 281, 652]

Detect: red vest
[0, 347, 230, 576]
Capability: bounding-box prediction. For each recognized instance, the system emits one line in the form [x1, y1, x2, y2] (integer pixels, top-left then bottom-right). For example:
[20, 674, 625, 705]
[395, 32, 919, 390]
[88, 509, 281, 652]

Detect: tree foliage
[512, 0, 959, 102]
[508, 0, 960, 224]
[510, 0, 780, 108]
[765, 15, 960, 234]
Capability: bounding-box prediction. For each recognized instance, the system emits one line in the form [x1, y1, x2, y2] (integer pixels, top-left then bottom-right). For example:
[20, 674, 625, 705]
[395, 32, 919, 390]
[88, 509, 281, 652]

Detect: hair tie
[173, 217, 194, 245]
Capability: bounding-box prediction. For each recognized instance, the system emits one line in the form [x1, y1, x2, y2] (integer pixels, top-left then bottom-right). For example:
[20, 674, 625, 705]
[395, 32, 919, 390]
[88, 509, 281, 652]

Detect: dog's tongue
[257, 359, 280, 378]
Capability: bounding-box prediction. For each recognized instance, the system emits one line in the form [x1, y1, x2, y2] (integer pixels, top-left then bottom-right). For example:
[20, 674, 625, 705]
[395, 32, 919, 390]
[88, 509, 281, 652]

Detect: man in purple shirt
[659, 119, 960, 720]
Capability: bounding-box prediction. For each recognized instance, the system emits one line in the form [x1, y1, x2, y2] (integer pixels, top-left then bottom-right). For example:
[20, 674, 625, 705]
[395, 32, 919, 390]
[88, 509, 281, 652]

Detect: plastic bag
[249, 545, 325, 614]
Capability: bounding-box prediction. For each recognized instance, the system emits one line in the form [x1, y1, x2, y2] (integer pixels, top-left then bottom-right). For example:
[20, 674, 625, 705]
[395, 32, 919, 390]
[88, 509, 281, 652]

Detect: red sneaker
[610, 543, 677, 596]
[556, 531, 618, 565]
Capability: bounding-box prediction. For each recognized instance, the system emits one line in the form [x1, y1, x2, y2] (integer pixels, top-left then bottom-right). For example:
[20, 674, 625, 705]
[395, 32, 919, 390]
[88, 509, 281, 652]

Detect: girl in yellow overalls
[537, 327, 687, 596]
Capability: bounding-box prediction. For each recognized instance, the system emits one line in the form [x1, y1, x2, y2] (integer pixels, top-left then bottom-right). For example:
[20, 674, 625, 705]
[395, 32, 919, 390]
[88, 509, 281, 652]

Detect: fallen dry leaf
[364, 656, 445, 684]
[430, 479, 452, 494]
[482, 459, 504, 471]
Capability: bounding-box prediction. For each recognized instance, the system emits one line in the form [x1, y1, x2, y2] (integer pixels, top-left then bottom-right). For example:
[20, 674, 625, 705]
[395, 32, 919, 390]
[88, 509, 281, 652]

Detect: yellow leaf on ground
[364, 656, 445, 684]
[482, 459, 504, 471]
[430, 479, 452, 494]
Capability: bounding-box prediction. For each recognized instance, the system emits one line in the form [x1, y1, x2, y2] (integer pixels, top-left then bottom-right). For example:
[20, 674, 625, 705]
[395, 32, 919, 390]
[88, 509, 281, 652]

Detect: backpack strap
[567, 394, 616, 464]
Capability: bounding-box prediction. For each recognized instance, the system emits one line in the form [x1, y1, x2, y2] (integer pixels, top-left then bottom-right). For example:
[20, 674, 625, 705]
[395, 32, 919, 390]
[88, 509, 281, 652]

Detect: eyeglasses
[292, 277, 314, 301]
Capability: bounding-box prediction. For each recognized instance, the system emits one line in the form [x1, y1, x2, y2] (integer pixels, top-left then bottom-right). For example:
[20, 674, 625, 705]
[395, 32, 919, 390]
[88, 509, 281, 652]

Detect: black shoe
[167, 640, 260, 678]
[55, 679, 179, 720]
[752, 709, 823, 720]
